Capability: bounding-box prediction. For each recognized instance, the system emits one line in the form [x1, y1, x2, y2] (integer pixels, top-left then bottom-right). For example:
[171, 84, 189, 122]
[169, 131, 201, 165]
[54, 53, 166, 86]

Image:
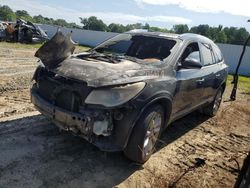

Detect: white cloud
[135, 0, 250, 17]
[145, 16, 191, 24]
[0, 0, 191, 25]
[84, 13, 192, 24]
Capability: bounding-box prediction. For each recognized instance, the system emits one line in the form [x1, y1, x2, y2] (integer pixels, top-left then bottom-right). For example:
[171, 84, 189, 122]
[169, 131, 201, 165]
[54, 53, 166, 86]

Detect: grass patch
[0, 41, 42, 49]
[74, 45, 91, 53]
[227, 75, 250, 93]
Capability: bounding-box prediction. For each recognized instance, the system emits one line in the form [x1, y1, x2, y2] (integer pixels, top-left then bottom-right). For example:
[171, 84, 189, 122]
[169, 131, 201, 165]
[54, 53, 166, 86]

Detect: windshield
[93, 33, 177, 61]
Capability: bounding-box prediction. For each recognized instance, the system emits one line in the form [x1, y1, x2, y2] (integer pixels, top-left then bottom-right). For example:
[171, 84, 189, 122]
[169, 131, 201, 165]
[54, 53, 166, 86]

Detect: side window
[200, 43, 214, 66]
[180, 42, 201, 63]
[187, 51, 200, 61]
[212, 44, 223, 63]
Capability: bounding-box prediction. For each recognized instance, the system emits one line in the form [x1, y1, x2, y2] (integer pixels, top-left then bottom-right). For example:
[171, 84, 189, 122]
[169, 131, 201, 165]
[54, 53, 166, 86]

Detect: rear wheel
[124, 104, 165, 163]
[203, 88, 223, 117]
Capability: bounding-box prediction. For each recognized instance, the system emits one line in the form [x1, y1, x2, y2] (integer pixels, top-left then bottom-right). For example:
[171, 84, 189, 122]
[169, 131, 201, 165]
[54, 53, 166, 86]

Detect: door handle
[215, 74, 221, 78]
[196, 78, 205, 83]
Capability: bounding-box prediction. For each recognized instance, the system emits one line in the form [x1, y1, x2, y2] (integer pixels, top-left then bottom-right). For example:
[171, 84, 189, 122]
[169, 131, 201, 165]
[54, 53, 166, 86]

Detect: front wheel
[203, 88, 223, 117]
[124, 104, 165, 163]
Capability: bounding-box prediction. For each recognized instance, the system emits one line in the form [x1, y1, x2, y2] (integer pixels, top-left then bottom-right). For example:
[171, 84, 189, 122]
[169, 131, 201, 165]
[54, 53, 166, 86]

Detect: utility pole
[230, 20, 250, 100]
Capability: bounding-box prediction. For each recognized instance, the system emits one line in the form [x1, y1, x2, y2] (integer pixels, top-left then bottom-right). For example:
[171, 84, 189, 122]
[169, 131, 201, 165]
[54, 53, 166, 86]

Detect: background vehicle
[1, 19, 48, 43]
[31, 31, 228, 163]
[0, 22, 5, 40]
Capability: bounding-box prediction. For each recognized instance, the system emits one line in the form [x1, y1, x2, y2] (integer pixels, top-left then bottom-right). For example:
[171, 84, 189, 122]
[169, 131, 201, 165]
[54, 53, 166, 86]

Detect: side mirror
[181, 58, 202, 69]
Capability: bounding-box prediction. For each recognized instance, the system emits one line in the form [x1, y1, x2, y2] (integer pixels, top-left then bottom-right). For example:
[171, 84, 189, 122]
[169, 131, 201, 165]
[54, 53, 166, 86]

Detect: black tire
[203, 88, 223, 117]
[124, 104, 165, 163]
[235, 152, 250, 188]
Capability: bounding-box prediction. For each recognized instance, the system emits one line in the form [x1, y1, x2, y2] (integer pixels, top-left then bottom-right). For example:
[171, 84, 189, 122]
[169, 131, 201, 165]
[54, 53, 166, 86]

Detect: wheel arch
[145, 97, 172, 129]
[124, 95, 173, 148]
[221, 81, 226, 93]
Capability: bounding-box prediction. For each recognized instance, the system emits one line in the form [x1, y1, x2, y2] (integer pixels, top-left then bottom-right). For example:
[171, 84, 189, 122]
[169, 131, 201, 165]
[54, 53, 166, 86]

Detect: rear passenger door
[199, 43, 221, 102]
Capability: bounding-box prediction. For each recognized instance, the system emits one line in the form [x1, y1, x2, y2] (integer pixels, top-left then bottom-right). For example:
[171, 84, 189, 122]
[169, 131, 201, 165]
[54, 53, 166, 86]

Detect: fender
[121, 92, 173, 149]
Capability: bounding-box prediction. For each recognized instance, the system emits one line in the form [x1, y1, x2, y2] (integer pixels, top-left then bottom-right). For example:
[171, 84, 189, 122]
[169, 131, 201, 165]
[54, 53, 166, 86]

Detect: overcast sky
[1, 0, 250, 30]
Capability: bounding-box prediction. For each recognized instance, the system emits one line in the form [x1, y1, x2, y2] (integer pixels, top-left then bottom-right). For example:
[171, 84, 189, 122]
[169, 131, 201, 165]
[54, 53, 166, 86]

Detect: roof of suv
[126, 31, 213, 44]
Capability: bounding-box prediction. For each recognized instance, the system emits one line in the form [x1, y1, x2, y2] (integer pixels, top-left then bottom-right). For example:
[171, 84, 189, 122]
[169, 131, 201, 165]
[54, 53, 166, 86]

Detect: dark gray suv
[31, 31, 228, 163]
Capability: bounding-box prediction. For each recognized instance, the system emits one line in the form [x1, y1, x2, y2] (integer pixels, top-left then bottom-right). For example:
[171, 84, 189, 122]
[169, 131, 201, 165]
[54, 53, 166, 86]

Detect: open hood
[35, 30, 76, 68]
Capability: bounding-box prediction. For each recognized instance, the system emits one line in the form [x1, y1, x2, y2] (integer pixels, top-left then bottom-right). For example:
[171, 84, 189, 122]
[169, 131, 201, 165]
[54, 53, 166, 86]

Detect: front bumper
[31, 88, 112, 143]
[31, 87, 141, 152]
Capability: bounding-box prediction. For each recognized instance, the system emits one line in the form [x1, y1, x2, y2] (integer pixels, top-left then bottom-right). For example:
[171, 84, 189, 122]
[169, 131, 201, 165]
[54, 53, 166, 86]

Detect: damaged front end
[31, 31, 147, 151]
[31, 66, 144, 151]
[31, 82, 113, 138]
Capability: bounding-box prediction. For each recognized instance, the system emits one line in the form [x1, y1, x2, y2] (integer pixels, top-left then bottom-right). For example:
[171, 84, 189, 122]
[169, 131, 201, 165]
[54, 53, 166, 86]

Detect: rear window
[200, 43, 214, 66]
[212, 44, 223, 63]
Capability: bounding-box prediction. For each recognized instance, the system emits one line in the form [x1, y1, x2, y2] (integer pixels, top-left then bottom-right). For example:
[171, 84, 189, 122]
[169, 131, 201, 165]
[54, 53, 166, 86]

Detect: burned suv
[31, 31, 228, 163]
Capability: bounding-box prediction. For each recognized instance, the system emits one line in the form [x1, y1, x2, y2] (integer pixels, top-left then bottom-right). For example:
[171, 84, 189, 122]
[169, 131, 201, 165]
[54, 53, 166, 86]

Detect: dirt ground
[0, 42, 249, 188]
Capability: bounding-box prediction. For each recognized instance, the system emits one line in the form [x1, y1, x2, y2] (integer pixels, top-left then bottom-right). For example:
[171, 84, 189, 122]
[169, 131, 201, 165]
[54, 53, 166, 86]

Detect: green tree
[143, 23, 150, 30]
[108, 23, 126, 33]
[223, 27, 237, 44]
[125, 23, 143, 31]
[148, 26, 168, 33]
[172, 24, 189, 34]
[68, 22, 81, 29]
[233, 27, 249, 45]
[33, 15, 81, 28]
[208, 27, 218, 40]
[1, 4, 250, 46]
[44, 17, 55, 25]
[54, 19, 68, 26]
[196, 24, 210, 37]
[218, 25, 223, 31]
[33, 15, 45, 23]
[189, 26, 198, 34]
[15, 10, 33, 21]
[80, 16, 108, 31]
[0, 5, 16, 21]
[215, 30, 227, 43]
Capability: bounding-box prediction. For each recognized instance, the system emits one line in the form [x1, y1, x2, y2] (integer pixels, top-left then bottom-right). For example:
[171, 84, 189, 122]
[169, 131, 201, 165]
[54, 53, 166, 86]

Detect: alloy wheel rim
[143, 112, 162, 157]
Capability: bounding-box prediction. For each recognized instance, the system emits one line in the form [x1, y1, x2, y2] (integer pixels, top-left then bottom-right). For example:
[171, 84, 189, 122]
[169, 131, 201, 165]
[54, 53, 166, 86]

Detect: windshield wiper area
[79, 51, 122, 64]
[77, 50, 140, 64]
[121, 55, 140, 62]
